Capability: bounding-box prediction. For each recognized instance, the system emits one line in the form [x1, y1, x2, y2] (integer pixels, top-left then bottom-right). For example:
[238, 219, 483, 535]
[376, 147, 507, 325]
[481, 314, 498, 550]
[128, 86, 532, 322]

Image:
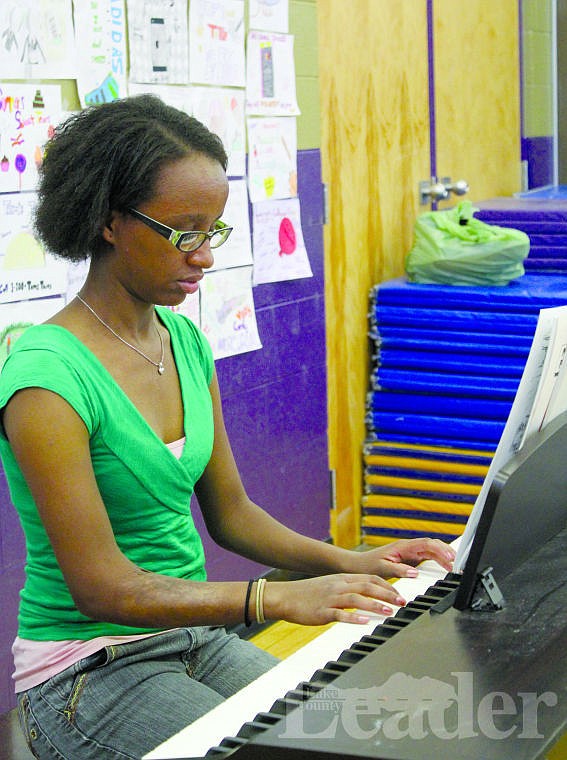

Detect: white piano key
[143, 558, 450, 759]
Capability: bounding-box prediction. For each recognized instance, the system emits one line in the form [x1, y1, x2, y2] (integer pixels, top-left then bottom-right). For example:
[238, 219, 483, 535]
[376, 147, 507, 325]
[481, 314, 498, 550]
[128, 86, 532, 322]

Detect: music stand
[453, 410, 567, 611]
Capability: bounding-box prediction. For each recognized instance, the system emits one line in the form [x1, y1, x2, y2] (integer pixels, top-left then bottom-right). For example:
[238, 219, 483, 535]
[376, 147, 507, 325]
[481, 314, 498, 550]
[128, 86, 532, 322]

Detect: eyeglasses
[128, 208, 233, 253]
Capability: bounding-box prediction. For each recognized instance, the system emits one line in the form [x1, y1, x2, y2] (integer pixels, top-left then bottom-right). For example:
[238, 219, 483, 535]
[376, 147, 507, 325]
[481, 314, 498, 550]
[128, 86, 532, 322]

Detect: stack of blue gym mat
[362, 272, 567, 546]
[476, 195, 567, 273]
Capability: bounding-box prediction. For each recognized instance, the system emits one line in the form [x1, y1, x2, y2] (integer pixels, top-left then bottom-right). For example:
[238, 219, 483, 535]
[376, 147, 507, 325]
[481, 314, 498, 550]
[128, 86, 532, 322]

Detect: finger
[338, 580, 406, 609]
[342, 573, 396, 592]
[379, 561, 420, 579]
[333, 608, 391, 625]
[384, 539, 455, 570]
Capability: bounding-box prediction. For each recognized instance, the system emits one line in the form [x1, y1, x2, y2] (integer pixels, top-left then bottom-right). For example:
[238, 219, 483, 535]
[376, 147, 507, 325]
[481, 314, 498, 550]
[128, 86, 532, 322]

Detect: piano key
[143, 557, 451, 759]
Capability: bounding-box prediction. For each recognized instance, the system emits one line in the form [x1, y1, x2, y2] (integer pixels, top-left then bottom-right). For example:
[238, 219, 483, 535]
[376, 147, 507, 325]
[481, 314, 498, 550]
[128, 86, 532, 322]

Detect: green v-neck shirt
[0, 308, 213, 640]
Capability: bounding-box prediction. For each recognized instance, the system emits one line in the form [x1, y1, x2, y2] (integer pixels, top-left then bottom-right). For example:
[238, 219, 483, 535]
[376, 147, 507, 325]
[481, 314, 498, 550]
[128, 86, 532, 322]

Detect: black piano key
[336, 648, 367, 665]
[394, 605, 425, 621]
[203, 576, 467, 758]
[205, 735, 248, 755]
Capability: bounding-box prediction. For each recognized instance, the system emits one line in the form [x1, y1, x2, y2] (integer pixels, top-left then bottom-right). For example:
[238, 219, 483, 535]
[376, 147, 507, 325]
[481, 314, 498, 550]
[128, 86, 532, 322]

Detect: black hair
[34, 94, 228, 262]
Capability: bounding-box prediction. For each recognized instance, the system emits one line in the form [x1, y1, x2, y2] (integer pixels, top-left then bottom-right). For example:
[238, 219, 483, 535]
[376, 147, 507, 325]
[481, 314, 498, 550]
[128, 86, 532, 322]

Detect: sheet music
[454, 304, 567, 572]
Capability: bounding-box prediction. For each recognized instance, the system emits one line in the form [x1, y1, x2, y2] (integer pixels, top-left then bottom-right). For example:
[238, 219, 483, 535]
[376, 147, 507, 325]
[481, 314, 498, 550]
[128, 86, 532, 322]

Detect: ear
[101, 211, 119, 245]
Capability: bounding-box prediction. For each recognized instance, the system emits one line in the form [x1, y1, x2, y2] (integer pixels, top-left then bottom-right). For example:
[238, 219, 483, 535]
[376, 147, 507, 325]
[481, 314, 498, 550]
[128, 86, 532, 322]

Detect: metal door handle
[419, 176, 469, 205]
[419, 178, 449, 204]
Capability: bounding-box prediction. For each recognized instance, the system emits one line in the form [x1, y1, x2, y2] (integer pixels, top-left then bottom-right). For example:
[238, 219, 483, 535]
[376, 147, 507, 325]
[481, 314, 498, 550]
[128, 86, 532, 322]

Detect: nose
[186, 240, 214, 270]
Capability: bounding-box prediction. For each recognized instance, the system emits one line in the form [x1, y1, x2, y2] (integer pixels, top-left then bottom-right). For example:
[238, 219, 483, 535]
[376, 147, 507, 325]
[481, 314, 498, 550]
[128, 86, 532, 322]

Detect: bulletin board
[0, 0, 314, 361]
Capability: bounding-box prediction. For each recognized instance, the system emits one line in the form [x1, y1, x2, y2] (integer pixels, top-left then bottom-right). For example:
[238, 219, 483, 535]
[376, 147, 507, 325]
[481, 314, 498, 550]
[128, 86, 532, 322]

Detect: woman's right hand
[264, 574, 407, 626]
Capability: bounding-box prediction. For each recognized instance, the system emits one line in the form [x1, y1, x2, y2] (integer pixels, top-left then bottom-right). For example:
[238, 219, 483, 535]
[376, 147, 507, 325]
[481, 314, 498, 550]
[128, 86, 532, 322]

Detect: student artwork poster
[75, 0, 128, 106]
[126, 0, 189, 85]
[188, 0, 246, 87]
[248, 0, 289, 33]
[0, 84, 63, 194]
[200, 266, 262, 360]
[245, 30, 299, 116]
[191, 87, 246, 178]
[209, 179, 253, 272]
[0, 193, 68, 305]
[247, 116, 297, 203]
[0, 0, 76, 78]
[252, 197, 312, 285]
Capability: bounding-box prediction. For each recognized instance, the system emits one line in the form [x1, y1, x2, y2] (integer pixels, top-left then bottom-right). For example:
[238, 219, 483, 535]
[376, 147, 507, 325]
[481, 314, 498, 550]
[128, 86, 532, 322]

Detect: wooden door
[434, 0, 521, 204]
[318, 0, 430, 548]
[318, 0, 521, 549]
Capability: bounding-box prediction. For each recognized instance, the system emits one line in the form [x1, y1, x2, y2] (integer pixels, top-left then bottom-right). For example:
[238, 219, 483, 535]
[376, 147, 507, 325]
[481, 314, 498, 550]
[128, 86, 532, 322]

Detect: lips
[177, 278, 201, 295]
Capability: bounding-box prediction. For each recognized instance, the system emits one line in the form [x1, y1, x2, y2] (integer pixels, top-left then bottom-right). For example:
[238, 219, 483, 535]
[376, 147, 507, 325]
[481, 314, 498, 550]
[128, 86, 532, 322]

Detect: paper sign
[247, 116, 297, 202]
[252, 197, 312, 284]
[127, 0, 189, 84]
[0, 0, 76, 78]
[191, 86, 246, 177]
[0, 83, 63, 193]
[248, 0, 289, 33]
[200, 266, 262, 359]
[245, 31, 299, 116]
[75, 0, 128, 106]
[189, 0, 246, 87]
[210, 179, 253, 271]
[0, 193, 68, 304]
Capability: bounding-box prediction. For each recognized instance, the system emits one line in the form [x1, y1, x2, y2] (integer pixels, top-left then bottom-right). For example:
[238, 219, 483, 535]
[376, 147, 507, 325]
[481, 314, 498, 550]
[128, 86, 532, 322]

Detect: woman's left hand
[349, 538, 456, 580]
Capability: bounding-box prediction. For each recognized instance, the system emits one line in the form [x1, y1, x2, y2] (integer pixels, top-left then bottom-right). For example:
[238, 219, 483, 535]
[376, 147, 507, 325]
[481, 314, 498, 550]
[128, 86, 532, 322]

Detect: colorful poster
[74, 0, 128, 107]
[0, 296, 65, 366]
[249, 0, 289, 33]
[0, 193, 68, 305]
[191, 86, 246, 177]
[200, 266, 261, 359]
[188, 0, 246, 87]
[0, 83, 63, 193]
[245, 31, 299, 116]
[210, 179, 252, 272]
[246, 116, 297, 203]
[127, 0, 189, 84]
[252, 197, 312, 285]
[0, 0, 76, 78]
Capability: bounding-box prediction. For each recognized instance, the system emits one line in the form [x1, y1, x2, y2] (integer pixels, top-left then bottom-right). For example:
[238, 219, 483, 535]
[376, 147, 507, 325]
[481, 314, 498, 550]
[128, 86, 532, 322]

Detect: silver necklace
[76, 294, 165, 375]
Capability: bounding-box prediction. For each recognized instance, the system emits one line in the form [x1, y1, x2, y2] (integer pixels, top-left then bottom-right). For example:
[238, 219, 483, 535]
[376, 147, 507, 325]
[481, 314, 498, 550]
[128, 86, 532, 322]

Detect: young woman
[0, 95, 455, 759]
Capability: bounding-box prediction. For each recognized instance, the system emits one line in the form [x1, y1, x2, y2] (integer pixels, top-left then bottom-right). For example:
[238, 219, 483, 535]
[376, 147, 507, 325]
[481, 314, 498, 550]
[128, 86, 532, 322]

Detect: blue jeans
[17, 626, 279, 759]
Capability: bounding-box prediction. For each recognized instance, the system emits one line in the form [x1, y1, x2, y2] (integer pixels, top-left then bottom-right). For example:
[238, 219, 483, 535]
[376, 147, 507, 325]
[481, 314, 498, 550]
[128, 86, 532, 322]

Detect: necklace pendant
[158, 362, 165, 375]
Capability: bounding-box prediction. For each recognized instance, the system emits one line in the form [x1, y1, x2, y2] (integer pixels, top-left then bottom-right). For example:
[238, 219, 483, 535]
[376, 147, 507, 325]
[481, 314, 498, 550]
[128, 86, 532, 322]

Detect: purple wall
[0, 148, 329, 712]
[198, 149, 330, 579]
[522, 136, 555, 190]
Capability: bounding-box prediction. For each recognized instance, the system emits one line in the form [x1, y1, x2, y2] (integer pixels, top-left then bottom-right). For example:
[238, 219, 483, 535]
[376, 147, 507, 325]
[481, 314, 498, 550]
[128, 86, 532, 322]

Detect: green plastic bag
[405, 200, 530, 286]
